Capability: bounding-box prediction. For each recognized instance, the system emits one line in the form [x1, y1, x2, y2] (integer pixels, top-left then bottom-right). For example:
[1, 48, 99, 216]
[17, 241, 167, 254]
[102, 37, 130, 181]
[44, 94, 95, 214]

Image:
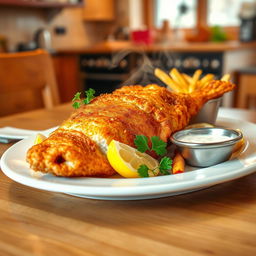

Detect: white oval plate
[1, 117, 256, 200]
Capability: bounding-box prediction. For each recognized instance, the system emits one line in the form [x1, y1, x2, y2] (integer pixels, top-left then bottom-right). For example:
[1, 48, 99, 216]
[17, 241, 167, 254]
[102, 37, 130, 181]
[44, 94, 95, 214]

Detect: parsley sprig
[134, 135, 150, 153]
[134, 135, 167, 156]
[72, 88, 95, 109]
[134, 135, 172, 177]
[138, 157, 172, 177]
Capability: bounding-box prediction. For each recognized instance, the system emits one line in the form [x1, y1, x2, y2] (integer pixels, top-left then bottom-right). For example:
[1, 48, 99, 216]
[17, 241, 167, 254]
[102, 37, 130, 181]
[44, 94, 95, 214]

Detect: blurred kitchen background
[1, 0, 256, 109]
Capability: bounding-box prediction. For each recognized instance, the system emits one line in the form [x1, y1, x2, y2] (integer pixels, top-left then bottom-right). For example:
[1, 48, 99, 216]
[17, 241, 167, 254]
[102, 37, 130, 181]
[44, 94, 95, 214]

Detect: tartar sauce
[179, 134, 231, 143]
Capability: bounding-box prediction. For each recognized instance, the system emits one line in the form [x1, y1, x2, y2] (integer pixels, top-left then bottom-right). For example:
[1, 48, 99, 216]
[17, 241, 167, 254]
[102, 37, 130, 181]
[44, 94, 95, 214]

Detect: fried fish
[27, 81, 235, 177]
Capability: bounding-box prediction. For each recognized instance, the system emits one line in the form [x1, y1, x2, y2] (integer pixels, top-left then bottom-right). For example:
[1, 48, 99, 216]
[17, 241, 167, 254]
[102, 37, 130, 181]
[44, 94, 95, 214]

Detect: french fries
[182, 73, 193, 84]
[221, 74, 231, 82]
[154, 68, 184, 93]
[233, 137, 245, 153]
[169, 68, 188, 91]
[172, 152, 185, 174]
[189, 69, 202, 93]
[199, 73, 215, 88]
[154, 67, 231, 94]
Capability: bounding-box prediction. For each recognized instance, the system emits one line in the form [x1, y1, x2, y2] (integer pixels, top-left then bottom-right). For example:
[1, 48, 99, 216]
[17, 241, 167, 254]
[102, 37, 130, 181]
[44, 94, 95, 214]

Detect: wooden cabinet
[52, 54, 81, 103]
[0, 0, 84, 21]
[234, 70, 256, 109]
[83, 0, 115, 21]
[0, 0, 84, 8]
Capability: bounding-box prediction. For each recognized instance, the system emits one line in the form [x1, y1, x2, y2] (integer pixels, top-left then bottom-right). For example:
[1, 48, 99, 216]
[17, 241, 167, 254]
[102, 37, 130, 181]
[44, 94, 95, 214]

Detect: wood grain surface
[0, 105, 255, 256]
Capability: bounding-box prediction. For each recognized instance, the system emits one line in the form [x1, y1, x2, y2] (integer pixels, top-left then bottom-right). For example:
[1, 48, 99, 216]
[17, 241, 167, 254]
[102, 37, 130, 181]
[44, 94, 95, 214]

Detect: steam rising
[110, 48, 177, 88]
[122, 53, 154, 86]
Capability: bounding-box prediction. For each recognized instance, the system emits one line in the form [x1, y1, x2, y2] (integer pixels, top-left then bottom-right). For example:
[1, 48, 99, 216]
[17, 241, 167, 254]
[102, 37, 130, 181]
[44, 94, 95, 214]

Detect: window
[207, 0, 255, 27]
[153, 0, 256, 30]
[155, 0, 197, 29]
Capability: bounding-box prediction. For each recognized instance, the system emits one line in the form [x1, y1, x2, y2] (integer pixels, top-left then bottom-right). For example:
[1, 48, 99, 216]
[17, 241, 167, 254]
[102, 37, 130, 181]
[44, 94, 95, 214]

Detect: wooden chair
[0, 49, 60, 116]
[234, 67, 256, 109]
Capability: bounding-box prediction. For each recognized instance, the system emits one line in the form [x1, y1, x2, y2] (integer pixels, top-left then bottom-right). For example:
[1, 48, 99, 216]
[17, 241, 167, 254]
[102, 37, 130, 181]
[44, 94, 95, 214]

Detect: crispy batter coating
[26, 81, 235, 177]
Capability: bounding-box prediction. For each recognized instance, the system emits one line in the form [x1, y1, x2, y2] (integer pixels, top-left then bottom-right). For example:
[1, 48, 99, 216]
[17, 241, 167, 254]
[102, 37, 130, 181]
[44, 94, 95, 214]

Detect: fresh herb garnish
[72, 88, 95, 109]
[151, 136, 167, 156]
[72, 92, 82, 109]
[135, 135, 172, 177]
[134, 135, 150, 153]
[72, 101, 81, 109]
[83, 88, 95, 105]
[137, 164, 149, 178]
[73, 92, 81, 101]
[159, 156, 173, 175]
[135, 135, 167, 156]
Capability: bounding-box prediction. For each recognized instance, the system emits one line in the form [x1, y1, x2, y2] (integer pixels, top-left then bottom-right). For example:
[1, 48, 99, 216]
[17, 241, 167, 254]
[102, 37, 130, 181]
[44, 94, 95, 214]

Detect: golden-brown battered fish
[27, 81, 235, 177]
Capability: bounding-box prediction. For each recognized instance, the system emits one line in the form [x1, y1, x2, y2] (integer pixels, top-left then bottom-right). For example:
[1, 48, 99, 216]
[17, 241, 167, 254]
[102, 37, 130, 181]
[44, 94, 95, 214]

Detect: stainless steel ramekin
[171, 127, 243, 167]
[189, 97, 222, 125]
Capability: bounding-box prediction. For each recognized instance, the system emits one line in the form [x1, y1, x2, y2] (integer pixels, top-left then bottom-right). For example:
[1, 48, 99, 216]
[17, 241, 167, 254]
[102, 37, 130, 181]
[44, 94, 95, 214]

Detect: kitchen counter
[56, 40, 256, 54]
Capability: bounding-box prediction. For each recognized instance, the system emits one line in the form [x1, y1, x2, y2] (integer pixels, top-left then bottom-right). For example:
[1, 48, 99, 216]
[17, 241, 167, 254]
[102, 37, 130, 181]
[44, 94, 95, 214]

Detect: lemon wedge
[34, 133, 47, 145]
[233, 137, 245, 153]
[107, 140, 159, 178]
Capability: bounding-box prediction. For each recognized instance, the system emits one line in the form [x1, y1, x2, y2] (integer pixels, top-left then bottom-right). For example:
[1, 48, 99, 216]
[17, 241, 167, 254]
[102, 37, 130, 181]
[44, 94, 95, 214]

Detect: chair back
[0, 49, 60, 116]
[234, 67, 256, 109]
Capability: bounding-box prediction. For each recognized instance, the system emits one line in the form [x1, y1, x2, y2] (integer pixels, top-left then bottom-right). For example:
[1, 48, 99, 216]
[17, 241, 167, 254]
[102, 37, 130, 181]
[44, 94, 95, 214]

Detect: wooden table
[0, 105, 255, 256]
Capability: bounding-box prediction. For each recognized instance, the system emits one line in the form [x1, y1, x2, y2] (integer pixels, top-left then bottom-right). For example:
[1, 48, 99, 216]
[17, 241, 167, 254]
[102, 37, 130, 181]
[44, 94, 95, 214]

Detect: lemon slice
[107, 140, 159, 178]
[34, 133, 47, 145]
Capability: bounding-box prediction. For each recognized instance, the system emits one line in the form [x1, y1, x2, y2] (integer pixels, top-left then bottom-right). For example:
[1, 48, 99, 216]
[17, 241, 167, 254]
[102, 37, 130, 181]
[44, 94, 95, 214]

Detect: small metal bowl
[189, 97, 222, 125]
[171, 127, 243, 167]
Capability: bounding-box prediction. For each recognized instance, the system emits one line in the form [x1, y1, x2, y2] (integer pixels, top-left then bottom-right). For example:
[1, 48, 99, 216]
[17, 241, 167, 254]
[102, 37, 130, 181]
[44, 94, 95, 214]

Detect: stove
[79, 51, 224, 94]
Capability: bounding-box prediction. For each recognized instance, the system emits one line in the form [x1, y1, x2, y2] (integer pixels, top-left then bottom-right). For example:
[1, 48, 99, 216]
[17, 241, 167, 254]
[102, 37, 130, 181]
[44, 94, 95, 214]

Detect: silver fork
[0, 138, 17, 143]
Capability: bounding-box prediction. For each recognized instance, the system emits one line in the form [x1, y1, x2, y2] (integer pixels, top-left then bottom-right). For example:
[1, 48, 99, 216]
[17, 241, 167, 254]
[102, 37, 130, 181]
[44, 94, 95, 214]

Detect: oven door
[81, 73, 129, 96]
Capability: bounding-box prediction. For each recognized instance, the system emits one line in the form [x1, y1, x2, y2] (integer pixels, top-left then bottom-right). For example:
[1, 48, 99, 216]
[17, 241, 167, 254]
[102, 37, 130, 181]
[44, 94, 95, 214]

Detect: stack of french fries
[154, 67, 230, 93]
